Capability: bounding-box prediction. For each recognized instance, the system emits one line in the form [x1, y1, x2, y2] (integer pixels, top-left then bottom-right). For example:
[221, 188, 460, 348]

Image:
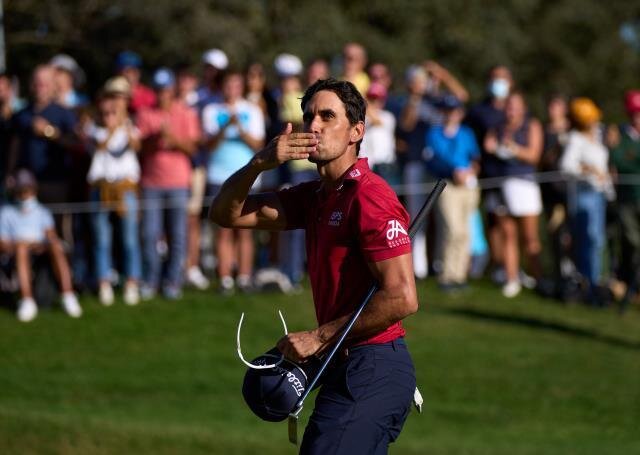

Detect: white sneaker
[186, 266, 210, 290]
[123, 282, 140, 306]
[99, 282, 115, 306]
[140, 284, 156, 301]
[17, 297, 38, 322]
[502, 281, 522, 298]
[62, 292, 82, 318]
[519, 270, 537, 289]
[220, 276, 235, 295]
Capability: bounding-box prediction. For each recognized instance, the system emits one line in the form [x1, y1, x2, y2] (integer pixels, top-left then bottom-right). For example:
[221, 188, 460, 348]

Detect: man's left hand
[277, 330, 323, 363]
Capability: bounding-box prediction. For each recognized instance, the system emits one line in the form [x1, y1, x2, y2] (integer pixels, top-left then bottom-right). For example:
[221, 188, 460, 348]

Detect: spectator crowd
[1, 42, 639, 322]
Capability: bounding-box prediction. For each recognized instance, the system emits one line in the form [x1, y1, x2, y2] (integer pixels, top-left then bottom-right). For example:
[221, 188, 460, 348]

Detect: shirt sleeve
[0, 209, 11, 241]
[559, 133, 582, 176]
[464, 127, 480, 160]
[41, 207, 54, 232]
[201, 105, 220, 137]
[353, 183, 412, 262]
[0, 208, 15, 242]
[275, 182, 315, 230]
[136, 110, 152, 138]
[246, 104, 266, 140]
[186, 108, 201, 142]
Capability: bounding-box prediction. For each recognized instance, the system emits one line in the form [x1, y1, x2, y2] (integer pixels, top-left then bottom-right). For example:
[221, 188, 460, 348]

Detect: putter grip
[291, 179, 447, 415]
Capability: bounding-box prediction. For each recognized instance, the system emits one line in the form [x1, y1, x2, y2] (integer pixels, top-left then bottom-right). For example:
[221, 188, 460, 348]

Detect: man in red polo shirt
[210, 78, 418, 454]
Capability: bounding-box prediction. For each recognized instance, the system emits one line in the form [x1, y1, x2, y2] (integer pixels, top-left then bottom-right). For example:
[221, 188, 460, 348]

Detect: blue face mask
[18, 196, 38, 212]
[489, 78, 510, 100]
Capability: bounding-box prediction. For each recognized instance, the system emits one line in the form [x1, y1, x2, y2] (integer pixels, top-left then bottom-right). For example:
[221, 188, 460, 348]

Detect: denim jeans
[90, 189, 142, 282]
[569, 185, 605, 287]
[141, 187, 189, 289]
[280, 169, 318, 284]
[403, 161, 429, 277]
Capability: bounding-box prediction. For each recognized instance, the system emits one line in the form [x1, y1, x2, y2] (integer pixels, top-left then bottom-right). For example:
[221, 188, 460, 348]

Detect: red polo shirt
[277, 158, 412, 345]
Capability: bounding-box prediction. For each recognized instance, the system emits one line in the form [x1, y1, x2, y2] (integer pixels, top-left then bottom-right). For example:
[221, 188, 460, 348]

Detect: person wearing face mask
[0, 169, 82, 322]
[484, 91, 544, 298]
[465, 65, 514, 283]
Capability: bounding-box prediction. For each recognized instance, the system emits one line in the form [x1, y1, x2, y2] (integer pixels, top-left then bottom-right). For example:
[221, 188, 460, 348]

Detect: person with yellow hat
[559, 97, 612, 304]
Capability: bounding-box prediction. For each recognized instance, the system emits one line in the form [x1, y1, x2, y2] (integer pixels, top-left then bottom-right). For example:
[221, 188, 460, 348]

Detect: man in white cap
[196, 48, 229, 109]
[49, 54, 88, 109]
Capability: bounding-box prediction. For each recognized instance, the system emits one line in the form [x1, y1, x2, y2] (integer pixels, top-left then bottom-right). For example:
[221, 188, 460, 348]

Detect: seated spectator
[137, 68, 200, 300]
[0, 170, 82, 322]
[484, 91, 544, 298]
[609, 91, 640, 305]
[361, 82, 398, 184]
[425, 95, 480, 290]
[85, 91, 142, 305]
[201, 72, 265, 293]
[560, 98, 612, 304]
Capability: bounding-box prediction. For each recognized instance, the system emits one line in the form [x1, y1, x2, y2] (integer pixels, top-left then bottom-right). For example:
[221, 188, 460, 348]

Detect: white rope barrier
[16, 170, 640, 215]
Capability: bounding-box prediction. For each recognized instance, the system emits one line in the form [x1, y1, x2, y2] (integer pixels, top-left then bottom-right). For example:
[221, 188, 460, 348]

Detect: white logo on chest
[349, 168, 361, 178]
[329, 211, 343, 227]
[386, 220, 408, 240]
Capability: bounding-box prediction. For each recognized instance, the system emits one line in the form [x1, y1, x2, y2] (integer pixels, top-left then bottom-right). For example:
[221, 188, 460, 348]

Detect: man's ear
[350, 121, 365, 144]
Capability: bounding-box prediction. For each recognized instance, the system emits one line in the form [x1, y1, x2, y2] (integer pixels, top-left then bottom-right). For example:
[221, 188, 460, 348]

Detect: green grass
[1, 281, 639, 455]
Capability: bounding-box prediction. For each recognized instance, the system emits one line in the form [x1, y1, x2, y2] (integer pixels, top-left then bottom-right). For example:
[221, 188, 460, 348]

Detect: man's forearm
[315, 285, 417, 351]
[208, 160, 262, 227]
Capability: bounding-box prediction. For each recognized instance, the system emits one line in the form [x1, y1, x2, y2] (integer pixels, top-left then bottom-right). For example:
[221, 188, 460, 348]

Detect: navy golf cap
[242, 348, 320, 422]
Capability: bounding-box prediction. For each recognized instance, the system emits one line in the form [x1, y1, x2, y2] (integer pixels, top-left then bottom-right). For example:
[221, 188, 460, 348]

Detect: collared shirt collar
[317, 158, 370, 193]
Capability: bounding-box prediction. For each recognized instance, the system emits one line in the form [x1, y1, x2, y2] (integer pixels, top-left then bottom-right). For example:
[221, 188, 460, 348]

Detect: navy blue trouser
[300, 338, 416, 455]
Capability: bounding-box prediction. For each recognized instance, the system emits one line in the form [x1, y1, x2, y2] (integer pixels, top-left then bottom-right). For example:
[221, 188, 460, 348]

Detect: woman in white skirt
[484, 92, 543, 298]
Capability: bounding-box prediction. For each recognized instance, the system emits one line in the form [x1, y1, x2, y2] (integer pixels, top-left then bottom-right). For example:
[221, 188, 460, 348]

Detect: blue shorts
[300, 338, 416, 455]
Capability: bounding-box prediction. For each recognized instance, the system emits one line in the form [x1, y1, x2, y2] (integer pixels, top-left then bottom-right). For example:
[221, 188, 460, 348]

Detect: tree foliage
[4, 0, 640, 118]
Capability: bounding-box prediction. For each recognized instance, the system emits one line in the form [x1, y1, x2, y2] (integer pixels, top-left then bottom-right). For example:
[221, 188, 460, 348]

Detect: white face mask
[18, 196, 38, 212]
[489, 78, 510, 100]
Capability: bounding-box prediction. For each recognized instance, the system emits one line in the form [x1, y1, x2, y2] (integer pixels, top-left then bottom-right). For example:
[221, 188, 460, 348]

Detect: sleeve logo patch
[386, 220, 410, 247]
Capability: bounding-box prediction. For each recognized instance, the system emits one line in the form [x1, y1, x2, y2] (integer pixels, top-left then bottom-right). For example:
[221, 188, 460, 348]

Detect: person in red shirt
[210, 78, 418, 453]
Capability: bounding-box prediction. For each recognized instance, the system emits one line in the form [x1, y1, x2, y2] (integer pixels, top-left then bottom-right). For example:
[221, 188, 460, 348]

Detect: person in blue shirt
[426, 95, 480, 289]
[0, 169, 82, 322]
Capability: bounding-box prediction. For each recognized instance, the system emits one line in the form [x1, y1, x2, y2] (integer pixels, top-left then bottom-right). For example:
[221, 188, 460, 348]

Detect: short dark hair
[301, 78, 366, 152]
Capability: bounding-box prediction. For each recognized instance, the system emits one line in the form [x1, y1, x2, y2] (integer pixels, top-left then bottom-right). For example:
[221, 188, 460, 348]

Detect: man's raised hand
[251, 123, 318, 171]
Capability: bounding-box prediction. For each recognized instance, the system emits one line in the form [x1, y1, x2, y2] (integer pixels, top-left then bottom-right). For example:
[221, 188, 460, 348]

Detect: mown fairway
[1, 280, 639, 455]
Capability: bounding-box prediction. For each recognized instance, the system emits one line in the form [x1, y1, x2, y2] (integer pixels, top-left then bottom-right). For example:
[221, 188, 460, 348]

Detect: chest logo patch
[349, 168, 361, 178]
[329, 211, 343, 227]
[386, 220, 410, 247]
